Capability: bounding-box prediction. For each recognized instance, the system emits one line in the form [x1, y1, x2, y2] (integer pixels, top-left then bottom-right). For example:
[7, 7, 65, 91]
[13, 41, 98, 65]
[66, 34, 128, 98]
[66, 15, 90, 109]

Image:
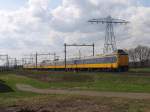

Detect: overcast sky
[0, 0, 149, 58]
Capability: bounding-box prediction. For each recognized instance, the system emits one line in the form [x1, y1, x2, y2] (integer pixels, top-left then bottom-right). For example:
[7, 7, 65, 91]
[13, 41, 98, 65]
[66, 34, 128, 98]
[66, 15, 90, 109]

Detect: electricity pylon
[88, 16, 129, 54]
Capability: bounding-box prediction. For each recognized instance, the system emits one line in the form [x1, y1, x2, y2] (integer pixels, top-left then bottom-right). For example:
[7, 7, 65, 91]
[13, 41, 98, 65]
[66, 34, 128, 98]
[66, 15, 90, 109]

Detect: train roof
[64, 54, 117, 62]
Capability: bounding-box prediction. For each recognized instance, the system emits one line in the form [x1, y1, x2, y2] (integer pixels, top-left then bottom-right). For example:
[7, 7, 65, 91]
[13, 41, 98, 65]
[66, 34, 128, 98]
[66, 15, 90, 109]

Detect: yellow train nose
[118, 55, 129, 66]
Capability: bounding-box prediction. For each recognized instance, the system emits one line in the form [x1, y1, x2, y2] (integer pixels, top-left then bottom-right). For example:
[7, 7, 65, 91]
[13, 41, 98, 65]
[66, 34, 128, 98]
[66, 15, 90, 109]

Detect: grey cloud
[0, 0, 149, 57]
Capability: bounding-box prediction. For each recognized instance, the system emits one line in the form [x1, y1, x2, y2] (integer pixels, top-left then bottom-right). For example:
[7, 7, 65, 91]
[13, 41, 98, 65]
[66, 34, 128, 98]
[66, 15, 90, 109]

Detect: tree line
[128, 45, 150, 67]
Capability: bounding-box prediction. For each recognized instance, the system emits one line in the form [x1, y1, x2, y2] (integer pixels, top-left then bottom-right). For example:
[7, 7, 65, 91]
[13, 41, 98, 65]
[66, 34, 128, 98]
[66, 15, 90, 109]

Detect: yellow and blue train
[24, 49, 129, 72]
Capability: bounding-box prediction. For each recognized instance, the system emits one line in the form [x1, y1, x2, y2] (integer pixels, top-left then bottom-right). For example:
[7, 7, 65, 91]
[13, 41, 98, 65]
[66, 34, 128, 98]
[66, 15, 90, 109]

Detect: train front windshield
[114, 49, 128, 55]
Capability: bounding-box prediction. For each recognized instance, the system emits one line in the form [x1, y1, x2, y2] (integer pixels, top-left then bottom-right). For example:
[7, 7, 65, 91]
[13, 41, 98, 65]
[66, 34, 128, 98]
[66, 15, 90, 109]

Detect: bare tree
[135, 45, 150, 64]
[128, 45, 150, 67]
[128, 48, 137, 63]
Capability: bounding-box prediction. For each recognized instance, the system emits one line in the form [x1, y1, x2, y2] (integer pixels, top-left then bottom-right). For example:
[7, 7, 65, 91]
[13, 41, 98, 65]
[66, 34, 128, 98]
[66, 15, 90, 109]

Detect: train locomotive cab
[114, 49, 129, 72]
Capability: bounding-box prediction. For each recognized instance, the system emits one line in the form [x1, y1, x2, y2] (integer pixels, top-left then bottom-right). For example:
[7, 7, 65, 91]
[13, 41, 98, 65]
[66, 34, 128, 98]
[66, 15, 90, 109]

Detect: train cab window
[114, 49, 128, 55]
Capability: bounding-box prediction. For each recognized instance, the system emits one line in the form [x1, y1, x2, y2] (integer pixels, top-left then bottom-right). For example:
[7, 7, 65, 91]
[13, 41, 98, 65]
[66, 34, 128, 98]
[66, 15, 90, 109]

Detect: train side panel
[23, 50, 129, 72]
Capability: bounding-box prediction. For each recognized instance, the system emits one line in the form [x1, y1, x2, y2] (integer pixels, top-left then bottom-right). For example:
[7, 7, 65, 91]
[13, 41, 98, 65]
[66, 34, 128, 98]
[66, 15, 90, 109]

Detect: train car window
[74, 60, 77, 64]
[68, 56, 118, 65]
[80, 60, 84, 64]
[76, 60, 80, 64]
[58, 61, 64, 65]
[95, 56, 117, 63]
[67, 61, 71, 65]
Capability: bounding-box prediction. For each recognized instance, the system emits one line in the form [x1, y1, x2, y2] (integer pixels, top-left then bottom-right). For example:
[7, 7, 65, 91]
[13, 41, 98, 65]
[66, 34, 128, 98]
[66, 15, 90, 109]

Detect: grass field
[0, 73, 51, 106]
[0, 70, 150, 111]
[48, 73, 150, 93]
[130, 68, 150, 73]
[15, 70, 150, 93]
